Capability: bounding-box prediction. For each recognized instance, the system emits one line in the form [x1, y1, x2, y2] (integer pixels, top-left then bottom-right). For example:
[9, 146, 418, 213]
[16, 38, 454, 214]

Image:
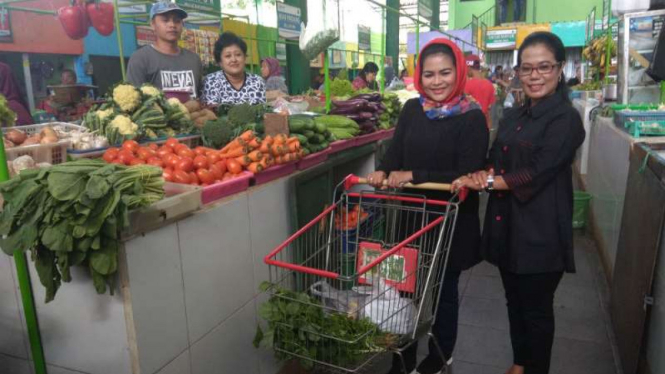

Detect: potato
[183, 100, 201, 113]
[40, 126, 58, 140]
[5, 129, 26, 145]
[40, 136, 59, 144]
[189, 110, 203, 120]
[194, 116, 207, 128]
[201, 109, 217, 121]
[22, 135, 41, 146]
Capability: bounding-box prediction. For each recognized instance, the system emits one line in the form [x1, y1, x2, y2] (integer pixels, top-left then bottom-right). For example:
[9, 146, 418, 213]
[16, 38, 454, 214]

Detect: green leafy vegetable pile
[254, 282, 396, 371]
[330, 78, 355, 98]
[0, 160, 165, 302]
[0, 94, 17, 127]
[379, 93, 402, 130]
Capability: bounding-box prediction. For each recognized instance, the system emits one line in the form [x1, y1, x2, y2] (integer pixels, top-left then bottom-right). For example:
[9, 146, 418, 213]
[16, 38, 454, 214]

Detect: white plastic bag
[362, 277, 415, 335]
[299, 0, 339, 60]
[504, 92, 515, 108]
[309, 281, 368, 318]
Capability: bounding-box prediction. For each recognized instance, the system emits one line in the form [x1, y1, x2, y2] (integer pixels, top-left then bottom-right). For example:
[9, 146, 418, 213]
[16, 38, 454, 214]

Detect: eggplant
[352, 93, 382, 102]
[345, 114, 364, 121]
[359, 112, 374, 119]
[333, 99, 369, 108]
[330, 105, 364, 115]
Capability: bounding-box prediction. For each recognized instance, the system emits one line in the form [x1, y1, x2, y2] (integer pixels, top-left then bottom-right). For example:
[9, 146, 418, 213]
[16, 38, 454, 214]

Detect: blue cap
[150, 1, 188, 20]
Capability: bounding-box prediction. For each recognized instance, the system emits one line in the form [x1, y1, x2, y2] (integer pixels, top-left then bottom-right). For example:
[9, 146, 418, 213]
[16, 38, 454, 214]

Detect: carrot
[298, 149, 305, 159]
[219, 147, 249, 158]
[259, 157, 269, 169]
[247, 162, 263, 174]
[247, 150, 262, 162]
[287, 137, 299, 146]
[274, 134, 287, 145]
[270, 144, 284, 157]
[275, 156, 284, 165]
[239, 130, 255, 142]
[263, 135, 274, 146]
[220, 138, 247, 153]
[264, 154, 274, 167]
[288, 142, 300, 153]
[247, 138, 260, 149]
[235, 155, 251, 167]
[259, 142, 270, 154]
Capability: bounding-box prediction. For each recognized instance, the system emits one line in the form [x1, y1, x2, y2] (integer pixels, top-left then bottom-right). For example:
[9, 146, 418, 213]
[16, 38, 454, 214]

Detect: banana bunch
[583, 35, 617, 71]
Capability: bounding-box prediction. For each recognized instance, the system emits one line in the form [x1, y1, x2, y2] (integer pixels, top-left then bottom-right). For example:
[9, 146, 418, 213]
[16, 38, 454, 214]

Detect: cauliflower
[112, 84, 141, 113]
[96, 108, 114, 121]
[140, 84, 161, 98]
[167, 97, 191, 120]
[109, 115, 138, 136]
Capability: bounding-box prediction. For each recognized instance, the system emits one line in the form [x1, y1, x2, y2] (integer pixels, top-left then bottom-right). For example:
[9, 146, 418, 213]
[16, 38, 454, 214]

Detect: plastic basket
[624, 120, 665, 137]
[2, 123, 84, 164]
[573, 191, 592, 229]
[613, 109, 665, 127]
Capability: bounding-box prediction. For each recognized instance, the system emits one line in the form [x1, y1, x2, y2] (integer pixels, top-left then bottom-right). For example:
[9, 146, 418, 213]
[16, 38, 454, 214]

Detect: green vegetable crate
[625, 120, 665, 137]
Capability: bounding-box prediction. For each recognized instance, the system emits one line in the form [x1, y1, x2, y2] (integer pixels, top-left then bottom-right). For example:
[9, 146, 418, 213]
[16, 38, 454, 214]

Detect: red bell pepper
[58, 3, 88, 40]
[86, 2, 115, 36]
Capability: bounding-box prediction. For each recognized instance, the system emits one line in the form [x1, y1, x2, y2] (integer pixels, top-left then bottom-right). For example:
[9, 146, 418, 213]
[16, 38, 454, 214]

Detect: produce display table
[0, 134, 391, 374]
[585, 115, 665, 279]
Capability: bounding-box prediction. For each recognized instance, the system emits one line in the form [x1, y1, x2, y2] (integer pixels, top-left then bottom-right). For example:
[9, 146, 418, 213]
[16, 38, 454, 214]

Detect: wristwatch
[485, 175, 495, 192]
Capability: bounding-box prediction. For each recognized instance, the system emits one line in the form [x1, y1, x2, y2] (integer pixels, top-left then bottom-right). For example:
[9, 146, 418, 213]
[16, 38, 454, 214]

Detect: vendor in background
[465, 54, 496, 128]
[455, 32, 585, 374]
[201, 32, 266, 106]
[352, 62, 379, 90]
[126, 2, 203, 98]
[260, 57, 288, 101]
[37, 69, 81, 118]
[60, 69, 77, 85]
[0, 62, 33, 125]
[368, 38, 488, 374]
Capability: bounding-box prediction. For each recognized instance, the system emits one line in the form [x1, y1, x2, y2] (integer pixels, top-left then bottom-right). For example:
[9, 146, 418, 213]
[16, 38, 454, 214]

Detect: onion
[40, 136, 59, 144]
[4, 138, 15, 149]
[21, 136, 41, 146]
[5, 130, 27, 145]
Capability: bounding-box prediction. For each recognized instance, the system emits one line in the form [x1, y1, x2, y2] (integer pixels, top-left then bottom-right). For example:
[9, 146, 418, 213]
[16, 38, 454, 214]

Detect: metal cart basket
[262, 175, 464, 373]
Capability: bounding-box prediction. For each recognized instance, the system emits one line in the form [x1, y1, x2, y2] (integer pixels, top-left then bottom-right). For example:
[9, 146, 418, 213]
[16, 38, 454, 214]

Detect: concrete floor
[417, 231, 623, 374]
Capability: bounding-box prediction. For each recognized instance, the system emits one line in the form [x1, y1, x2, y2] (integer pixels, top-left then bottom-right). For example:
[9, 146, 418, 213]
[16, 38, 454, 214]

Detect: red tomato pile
[102, 138, 238, 186]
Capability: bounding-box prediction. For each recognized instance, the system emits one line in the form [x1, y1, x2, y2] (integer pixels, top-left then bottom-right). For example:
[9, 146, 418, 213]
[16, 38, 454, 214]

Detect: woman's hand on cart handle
[366, 171, 388, 189]
[453, 169, 494, 192]
[387, 171, 414, 189]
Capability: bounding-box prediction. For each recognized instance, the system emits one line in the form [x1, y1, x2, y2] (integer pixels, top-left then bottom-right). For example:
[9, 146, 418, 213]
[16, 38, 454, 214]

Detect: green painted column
[285, 0, 311, 94]
[431, 0, 440, 29]
[386, 0, 400, 72]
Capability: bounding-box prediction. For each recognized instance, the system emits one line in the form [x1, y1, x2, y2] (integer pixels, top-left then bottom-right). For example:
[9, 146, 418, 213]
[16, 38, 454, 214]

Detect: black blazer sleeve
[377, 99, 414, 173]
[502, 109, 585, 202]
[412, 109, 489, 184]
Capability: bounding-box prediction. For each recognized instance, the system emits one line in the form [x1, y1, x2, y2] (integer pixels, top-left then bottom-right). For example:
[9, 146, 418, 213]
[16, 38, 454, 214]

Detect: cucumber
[294, 134, 309, 145]
[303, 130, 315, 138]
[314, 121, 327, 134]
[309, 134, 325, 144]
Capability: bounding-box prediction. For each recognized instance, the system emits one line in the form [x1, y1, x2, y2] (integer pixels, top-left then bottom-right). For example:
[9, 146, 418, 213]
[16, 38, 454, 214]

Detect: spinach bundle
[0, 160, 164, 302]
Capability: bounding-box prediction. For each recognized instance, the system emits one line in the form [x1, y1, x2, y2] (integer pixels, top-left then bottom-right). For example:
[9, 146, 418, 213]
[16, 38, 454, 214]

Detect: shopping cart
[262, 175, 465, 373]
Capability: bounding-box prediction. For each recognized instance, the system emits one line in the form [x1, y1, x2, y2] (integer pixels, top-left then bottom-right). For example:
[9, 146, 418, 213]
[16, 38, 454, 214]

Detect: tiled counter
[0, 136, 389, 374]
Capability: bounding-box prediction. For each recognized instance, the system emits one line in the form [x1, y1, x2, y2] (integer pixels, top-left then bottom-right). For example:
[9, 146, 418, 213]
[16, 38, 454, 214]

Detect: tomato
[122, 140, 140, 153]
[176, 157, 194, 172]
[130, 158, 146, 166]
[194, 146, 208, 156]
[157, 146, 173, 158]
[102, 148, 119, 162]
[209, 164, 224, 181]
[147, 157, 164, 168]
[163, 168, 174, 182]
[137, 147, 155, 160]
[148, 143, 159, 151]
[165, 138, 180, 150]
[177, 148, 195, 159]
[174, 143, 189, 153]
[167, 155, 181, 169]
[197, 168, 215, 184]
[173, 170, 191, 184]
[215, 160, 228, 175]
[207, 152, 221, 165]
[193, 155, 209, 170]
[110, 158, 125, 165]
[227, 159, 242, 174]
[117, 150, 135, 165]
[189, 172, 200, 185]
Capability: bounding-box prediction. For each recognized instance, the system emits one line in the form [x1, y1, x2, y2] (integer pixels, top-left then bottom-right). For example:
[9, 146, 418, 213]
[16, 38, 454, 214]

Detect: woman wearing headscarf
[0, 62, 33, 126]
[366, 38, 489, 374]
[260, 57, 288, 101]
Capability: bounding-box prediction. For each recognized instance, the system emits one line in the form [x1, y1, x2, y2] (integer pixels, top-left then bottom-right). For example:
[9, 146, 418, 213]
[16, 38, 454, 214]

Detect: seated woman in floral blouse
[201, 32, 266, 106]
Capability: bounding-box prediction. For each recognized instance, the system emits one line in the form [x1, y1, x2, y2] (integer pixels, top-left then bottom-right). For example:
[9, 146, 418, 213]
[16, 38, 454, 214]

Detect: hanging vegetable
[86, 1, 115, 36]
[58, 2, 89, 40]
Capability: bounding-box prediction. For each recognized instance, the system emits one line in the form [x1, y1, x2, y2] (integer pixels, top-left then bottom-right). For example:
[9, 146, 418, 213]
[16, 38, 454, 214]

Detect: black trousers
[389, 269, 461, 374]
[500, 269, 563, 374]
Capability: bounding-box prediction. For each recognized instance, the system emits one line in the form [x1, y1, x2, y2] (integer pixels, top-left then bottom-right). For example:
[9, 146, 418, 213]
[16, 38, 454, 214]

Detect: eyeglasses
[517, 62, 562, 76]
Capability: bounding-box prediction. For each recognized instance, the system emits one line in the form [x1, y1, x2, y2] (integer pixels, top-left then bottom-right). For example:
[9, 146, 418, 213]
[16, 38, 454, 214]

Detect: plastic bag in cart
[362, 277, 416, 335]
[309, 281, 369, 318]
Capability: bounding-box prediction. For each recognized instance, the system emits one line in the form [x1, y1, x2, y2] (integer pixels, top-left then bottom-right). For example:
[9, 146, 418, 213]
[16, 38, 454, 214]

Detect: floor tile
[459, 296, 509, 331]
[464, 276, 505, 301]
[471, 261, 500, 278]
[0, 255, 29, 359]
[452, 360, 504, 374]
[553, 303, 610, 343]
[155, 349, 191, 374]
[454, 324, 513, 368]
[554, 283, 603, 314]
[0, 353, 31, 374]
[550, 337, 616, 374]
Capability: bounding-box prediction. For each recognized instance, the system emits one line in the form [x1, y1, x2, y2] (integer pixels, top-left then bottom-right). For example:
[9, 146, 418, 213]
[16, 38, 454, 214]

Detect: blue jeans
[388, 269, 462, 373]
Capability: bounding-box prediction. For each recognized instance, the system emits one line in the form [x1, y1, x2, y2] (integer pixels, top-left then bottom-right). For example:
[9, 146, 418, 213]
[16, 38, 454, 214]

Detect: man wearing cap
[464, 54, 496, 129]
[126, 1, 203, 98]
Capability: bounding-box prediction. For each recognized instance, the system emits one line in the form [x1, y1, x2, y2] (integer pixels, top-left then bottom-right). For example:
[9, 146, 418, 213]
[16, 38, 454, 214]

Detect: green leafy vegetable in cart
[0, 94, 17, 127]
[0, 160, 165, 302]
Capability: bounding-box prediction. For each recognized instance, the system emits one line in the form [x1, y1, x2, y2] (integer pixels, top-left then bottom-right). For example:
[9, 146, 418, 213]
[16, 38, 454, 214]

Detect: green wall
[450, 0, 604, 29]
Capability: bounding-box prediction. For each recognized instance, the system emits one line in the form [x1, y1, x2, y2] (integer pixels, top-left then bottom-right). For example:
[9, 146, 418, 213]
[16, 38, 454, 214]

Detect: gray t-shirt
[126, 45, 203, 98]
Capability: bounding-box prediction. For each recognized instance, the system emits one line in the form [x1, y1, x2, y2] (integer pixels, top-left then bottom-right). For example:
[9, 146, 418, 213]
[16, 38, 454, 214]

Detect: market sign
[113, 0, 147, 14]
[176, 0, 220, 13]
[602, 0, 611, 31]
[485, 28, 517, 50]
[472, 15, 479, 47]
[0, 7, 11, 43]
[418, 0, 432, 22]
[516, 23, 551, 48]
[586, 7, 596, 43]
[277, 3, 301, 40]
[358, 25, 371, 52]
[276, 42, 287, 62]
[136, 26, 157, 47]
